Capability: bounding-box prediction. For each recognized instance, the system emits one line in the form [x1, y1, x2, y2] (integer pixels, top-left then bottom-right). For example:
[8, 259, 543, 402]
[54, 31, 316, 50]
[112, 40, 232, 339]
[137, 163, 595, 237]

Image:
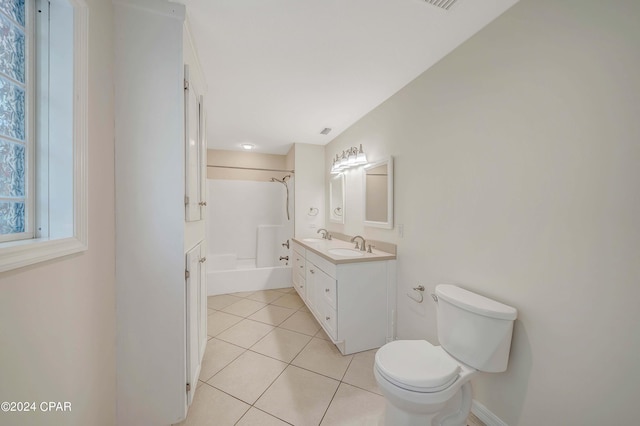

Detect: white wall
[207, 179, 292, 262]
[0, 0, 116, 424]
[294, 143, 325, 238]
[326, 0, 640, 424]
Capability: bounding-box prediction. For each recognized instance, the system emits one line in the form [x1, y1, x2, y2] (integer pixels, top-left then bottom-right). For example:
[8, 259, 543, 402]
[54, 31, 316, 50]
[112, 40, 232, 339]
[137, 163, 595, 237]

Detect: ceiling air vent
[423, 0, 458, 11]
[320, 127, 332, 135]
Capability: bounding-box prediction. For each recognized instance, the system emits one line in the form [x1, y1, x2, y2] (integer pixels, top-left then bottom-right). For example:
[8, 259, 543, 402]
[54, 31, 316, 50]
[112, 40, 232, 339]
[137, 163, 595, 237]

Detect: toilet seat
[375, 340, 460, 392]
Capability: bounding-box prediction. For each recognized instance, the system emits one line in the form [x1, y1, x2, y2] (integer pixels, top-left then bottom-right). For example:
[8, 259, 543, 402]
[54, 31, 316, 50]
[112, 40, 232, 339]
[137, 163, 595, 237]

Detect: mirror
[363, 157, 393, 229]
[329, 174, 345, 224]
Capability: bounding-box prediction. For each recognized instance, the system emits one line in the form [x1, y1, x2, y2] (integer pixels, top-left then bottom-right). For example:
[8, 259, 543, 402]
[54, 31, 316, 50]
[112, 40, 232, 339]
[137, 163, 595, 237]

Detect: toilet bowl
[374, 340, 476, 426]
[374, 285, 517, 426]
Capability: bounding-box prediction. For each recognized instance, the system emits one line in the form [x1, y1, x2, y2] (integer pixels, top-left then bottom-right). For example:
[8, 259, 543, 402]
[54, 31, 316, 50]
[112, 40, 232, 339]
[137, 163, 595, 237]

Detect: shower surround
[206, 178, 294, 295]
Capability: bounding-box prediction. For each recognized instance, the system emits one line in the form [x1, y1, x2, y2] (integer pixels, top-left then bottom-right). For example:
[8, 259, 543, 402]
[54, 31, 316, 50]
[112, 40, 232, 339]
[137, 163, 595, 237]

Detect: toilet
[374, 284, 517, 426]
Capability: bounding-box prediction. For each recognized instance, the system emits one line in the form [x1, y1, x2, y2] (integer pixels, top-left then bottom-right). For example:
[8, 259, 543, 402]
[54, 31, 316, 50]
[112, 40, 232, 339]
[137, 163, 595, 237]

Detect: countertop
[292, 237, 396, 264]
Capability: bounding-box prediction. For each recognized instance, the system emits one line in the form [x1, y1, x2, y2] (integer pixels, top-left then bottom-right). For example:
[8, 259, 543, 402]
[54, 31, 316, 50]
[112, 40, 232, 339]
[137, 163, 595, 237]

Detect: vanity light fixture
[241, 143, 255, 150]
[330, 145, 368, 174]
[355, 144, 367, 165]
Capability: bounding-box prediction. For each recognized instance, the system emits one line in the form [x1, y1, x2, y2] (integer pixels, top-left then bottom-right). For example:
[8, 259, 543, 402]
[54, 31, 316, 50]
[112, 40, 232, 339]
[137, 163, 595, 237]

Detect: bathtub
[207, 254, 292, 296]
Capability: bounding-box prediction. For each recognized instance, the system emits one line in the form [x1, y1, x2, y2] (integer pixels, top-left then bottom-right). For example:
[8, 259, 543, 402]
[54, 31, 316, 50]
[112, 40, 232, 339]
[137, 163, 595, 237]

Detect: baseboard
[472, 400, 508, 426]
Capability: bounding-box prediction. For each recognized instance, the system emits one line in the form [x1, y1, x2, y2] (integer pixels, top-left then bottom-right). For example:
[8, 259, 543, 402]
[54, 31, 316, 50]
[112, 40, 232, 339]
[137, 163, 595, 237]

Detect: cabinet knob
[299, 265, 303, 269]
[198, 201, 207, 206]
[325, 316, 330, 321]
[310, 269, 315, 274]
[325, 288, 330, 293]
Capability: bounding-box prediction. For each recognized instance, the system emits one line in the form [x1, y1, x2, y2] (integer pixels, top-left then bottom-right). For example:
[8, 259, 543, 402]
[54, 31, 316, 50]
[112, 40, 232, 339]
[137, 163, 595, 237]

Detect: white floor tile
[221, 298, 267, 317]
[315, 327, 332, 341]
[175, 384, 249, 426]
[320, 383, 385, 426]
[199, 338, 245, 382]
[279, 311, 321, 336]
[250, 328, 312, 363]
[216, 318, 275, 348]
[249, 305, 296, 326]
[342, 349, 381, 395]
[298, 304, 311, 313]
[274, 287, 294, 294]
[270, 293, 304, 309]
[255, 365, 339, 426]
[207, 311, 243, 337]
[207, 294, 243, 310]
[247, 290, 285, 303]
[292, 337, 353, 380]
[236, 407, 290, 426]
[208, 351, 287, 404]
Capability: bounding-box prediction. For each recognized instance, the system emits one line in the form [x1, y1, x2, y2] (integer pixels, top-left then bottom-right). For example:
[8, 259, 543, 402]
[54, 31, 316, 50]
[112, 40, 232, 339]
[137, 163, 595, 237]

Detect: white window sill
[0, 236, 87, 273]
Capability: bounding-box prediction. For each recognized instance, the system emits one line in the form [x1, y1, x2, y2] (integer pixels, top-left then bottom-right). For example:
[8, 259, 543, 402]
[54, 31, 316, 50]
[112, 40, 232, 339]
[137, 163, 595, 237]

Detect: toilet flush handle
[431, 293, 438, 303]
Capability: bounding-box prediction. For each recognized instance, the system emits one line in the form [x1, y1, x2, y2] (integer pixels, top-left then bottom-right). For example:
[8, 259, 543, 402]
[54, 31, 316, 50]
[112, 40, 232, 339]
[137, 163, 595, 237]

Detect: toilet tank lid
[436, 285, 517, 320]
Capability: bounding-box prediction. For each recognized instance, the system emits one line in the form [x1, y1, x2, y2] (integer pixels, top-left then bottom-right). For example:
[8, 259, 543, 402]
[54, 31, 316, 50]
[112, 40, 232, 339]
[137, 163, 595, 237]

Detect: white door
[185, 243, 203, 405]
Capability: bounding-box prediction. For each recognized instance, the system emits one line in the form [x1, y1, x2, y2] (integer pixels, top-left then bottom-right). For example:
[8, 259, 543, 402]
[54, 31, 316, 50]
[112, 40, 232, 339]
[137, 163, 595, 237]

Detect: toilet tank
[436, 285, 517, 373]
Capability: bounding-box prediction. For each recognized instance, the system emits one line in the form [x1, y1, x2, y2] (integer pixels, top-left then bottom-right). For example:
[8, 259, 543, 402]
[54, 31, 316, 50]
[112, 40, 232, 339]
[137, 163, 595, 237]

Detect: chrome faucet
[350, 235, 366, 251]
[317, 228, 329, 239]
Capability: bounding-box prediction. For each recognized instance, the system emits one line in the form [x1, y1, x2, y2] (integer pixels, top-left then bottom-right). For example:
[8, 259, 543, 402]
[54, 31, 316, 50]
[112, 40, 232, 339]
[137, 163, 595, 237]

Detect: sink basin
[328, 248, 364, 257]
[302, 238, 323, 243]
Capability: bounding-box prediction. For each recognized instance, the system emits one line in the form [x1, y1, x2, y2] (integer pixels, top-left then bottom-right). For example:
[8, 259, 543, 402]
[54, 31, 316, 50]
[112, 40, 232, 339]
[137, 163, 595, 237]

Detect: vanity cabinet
[291, 240, 395, 355]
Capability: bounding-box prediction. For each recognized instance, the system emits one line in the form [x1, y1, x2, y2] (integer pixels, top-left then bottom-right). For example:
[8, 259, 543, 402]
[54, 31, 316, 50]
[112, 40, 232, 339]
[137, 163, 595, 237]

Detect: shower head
[270, 175, 291, 185]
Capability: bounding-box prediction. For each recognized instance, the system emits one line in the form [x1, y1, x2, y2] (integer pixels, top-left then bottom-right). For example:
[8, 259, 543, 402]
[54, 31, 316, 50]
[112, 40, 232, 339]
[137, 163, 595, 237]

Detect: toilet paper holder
[407, 285, 425, 303]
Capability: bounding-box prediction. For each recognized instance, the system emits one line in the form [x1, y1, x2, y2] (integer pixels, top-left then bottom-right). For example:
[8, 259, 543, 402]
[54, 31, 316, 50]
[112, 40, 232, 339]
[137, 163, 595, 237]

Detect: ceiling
[181, 0, 519, 154]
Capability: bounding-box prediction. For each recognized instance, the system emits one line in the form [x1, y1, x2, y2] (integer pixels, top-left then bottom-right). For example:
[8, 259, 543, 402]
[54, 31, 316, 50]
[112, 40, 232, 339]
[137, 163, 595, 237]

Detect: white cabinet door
[199, 249, 207, 361]
[185, 242, 204, 406]
[314, 266, 338, 340]
[184, 65, 204, 222]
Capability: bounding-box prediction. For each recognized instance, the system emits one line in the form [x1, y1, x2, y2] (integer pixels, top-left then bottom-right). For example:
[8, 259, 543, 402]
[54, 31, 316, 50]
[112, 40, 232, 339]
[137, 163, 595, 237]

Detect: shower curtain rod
[207, 165, 295, 173]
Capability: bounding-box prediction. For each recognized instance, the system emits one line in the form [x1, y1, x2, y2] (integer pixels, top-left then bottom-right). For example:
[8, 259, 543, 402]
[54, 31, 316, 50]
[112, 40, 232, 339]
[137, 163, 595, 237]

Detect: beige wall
[207, 149, 291, 182]
[326, 0, 640, 424]
[0, 0, 116, 424]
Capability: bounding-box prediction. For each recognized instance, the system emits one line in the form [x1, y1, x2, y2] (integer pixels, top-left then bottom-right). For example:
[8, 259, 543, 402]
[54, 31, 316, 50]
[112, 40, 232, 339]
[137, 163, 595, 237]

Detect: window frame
[0, 0, 88, 273]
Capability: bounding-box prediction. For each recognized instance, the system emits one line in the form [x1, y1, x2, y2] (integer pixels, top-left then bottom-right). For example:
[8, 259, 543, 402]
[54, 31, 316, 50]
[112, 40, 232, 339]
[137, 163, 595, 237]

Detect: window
[0, 0, 29, 241]
[0, 0, 88, 272]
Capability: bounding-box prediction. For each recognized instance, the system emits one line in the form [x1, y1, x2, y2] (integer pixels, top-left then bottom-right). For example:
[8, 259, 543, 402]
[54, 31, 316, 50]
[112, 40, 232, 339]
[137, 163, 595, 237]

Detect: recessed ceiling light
[241, 143, 255, 150]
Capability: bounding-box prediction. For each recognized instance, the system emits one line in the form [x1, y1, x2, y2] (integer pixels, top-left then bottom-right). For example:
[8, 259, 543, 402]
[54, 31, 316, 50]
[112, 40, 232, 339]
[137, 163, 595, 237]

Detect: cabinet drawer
[320, 302, 338, 341]
[306, 250, 336, 278]
[293, 251, 306, 276]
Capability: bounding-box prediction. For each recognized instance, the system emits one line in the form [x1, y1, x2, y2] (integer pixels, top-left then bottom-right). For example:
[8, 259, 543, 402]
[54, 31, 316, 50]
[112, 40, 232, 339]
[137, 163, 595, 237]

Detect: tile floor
[177, 287, 485, 426]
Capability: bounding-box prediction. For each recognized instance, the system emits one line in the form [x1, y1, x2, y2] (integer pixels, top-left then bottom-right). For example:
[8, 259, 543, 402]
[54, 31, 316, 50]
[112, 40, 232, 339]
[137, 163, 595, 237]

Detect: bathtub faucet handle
[282, 240, 290, 249]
